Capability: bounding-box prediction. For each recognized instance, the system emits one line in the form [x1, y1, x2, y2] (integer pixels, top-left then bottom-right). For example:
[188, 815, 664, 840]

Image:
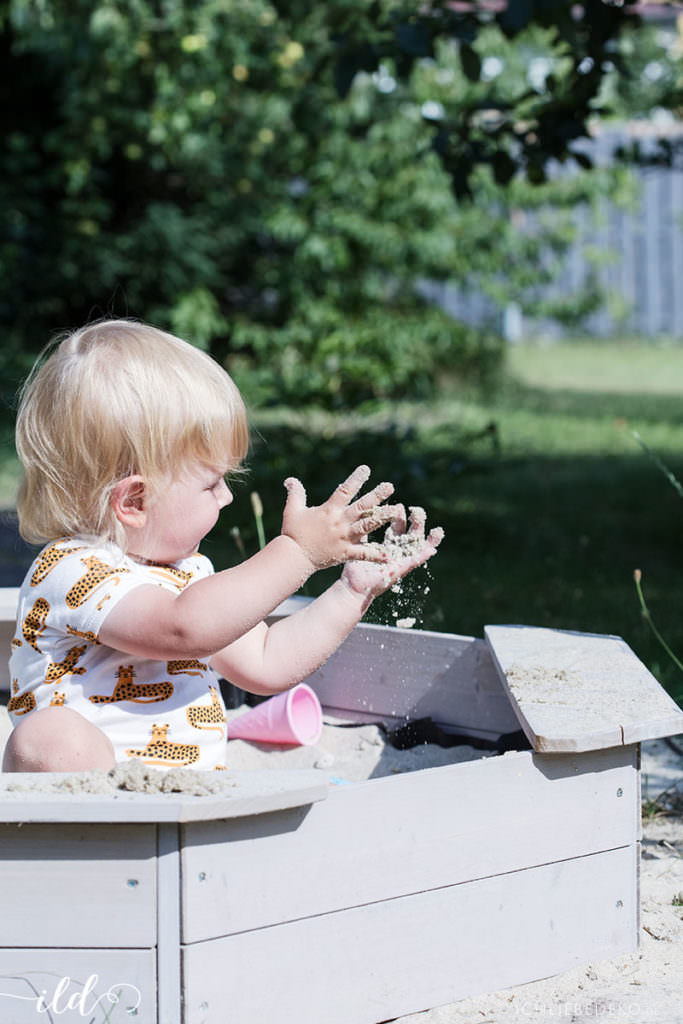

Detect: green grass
[2, 340, 683, 704]
[506, 339, 683, 396]
[205, 341, 683, 705]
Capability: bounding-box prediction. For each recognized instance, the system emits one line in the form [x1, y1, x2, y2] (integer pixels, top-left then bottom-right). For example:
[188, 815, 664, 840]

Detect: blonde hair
[16, 319, 250, 549]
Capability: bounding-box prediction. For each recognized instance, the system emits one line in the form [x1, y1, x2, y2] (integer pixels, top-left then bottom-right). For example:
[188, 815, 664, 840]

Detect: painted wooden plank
[181, 745, 638, 943]
[182, 845, 638, 1024]
[0, 823, 156, 948]
[0, 768, 328, 823]
[157, 824, 181, 1024]
[485, 625, 683, 752]
[644, 172, 661, 334]
[670, 165, 683, 332]
[0, 948, 155, 1024]
[299, 624, 520, 737]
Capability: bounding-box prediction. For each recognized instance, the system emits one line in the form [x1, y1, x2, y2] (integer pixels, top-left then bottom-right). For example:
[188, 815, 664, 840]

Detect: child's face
[134, 464, 233, 564]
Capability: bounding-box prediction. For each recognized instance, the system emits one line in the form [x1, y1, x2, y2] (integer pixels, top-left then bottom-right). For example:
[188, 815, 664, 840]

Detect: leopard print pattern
[148, 565, 194, 591]
[44, 644, 87, 685]
[22, 597, 50, 652]
[186, 685, 227, 734]
[7, 680, 36, 716]
[89, 665, 174, 705]
[30, 541, 86, 587]
[66, 625, 101, 645]
[126, 723, 200, 766]
[49, 691, 66, 706]
[65, 556, 130, 609]
[167, 659, 208, 677]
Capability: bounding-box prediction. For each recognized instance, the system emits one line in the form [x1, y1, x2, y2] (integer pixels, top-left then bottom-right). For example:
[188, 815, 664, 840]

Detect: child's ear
[111, 476, 147, 528]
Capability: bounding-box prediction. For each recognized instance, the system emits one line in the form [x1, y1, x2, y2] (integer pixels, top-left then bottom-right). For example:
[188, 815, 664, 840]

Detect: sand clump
[375, 507, 434, 629]
[381, 514, 429, 560]
[3, 759, 238, 797]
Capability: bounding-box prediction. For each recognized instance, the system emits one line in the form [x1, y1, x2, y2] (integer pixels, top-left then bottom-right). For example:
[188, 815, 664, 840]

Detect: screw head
[616, 899, 624, 909]
[198, 871, 207, 881]
[616, 788, 623, 798]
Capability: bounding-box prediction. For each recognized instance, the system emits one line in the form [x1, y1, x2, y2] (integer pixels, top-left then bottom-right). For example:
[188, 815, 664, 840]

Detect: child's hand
[281, 465, 406, 569]
[341, 506, 444, 600]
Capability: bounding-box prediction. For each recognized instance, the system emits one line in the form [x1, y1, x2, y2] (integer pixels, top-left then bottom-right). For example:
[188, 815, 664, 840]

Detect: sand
[224, 707, 495, 781]
[0, 706, 681, 1022]
[0, 709, 490, 794]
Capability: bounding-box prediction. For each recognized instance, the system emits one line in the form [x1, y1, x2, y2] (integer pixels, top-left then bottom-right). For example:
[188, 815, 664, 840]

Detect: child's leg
[2, 707, 116, 772]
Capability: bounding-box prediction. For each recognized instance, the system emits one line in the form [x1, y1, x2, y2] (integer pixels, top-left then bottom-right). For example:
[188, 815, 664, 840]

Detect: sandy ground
[0, 708, 681, 1023]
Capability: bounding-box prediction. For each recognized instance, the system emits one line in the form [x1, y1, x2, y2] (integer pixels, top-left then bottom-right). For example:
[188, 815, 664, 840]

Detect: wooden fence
[425, 124, 683, 340]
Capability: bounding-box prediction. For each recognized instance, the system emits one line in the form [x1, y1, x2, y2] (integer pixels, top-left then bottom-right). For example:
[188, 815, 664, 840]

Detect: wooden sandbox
[0, 593, 681, 1024]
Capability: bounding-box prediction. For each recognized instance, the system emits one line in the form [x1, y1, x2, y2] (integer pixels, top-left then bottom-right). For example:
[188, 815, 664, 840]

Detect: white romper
[8, 538, 229, 770]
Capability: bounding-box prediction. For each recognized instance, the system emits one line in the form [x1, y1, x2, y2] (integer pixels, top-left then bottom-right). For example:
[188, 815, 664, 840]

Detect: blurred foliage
[229, 301, 504, 407]
[0, 0, 670, 408]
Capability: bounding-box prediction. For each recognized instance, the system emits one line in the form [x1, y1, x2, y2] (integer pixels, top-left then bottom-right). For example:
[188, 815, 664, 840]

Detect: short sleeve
[20, 541, 158, 642]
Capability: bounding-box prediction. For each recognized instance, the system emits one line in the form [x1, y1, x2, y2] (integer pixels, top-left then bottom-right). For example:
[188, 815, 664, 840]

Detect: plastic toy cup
[227, 683, 323, 746]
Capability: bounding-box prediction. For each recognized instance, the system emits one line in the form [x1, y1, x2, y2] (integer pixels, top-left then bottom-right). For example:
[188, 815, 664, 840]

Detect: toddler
[3, 320, 442, 773]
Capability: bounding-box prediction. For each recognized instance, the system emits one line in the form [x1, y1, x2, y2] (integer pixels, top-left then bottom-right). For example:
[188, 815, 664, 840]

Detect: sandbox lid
[485, 624, 683, 754]
[0, 768, 329, 824]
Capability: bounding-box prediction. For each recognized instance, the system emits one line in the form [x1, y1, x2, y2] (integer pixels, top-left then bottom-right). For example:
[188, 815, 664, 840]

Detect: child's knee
[2, 707, 115, 773]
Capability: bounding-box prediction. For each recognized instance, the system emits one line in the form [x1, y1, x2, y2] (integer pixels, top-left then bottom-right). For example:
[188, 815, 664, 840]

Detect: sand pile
[224, 708, 494, 782]
[0, 704, 492, 791]
[1, 757, 239, 796]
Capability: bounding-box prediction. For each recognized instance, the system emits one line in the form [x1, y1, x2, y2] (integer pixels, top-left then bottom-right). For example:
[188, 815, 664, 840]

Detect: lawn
[1, 340, 682, 704]
[205, 340, 683, 704]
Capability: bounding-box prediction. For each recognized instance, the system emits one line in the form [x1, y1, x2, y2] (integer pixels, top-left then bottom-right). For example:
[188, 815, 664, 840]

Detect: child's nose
[216, 480, 233, 508]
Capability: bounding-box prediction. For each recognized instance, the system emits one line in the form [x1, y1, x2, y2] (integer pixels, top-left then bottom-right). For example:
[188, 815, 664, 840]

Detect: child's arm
[209, 508, 443, 694]
[98, 466, 403, 660]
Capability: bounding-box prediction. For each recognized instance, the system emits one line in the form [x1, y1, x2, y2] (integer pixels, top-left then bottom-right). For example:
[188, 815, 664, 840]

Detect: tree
[0, 1, 659, 407]
[321, 0, 651, 193]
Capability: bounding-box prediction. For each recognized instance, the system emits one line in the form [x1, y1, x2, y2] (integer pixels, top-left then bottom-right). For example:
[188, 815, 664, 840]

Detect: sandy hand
[341, 505, 444, 599]
[281, 465, 406, 570]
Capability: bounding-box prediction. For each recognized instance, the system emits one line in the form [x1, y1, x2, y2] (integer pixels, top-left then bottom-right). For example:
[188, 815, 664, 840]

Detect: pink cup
[227, 683, 323, 746]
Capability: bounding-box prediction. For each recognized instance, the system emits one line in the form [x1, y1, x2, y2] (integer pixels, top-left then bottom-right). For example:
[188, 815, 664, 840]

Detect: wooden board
[485, 624, 683, 752]
[182, 845, 638, 1024]
[157, 823, 182, 1024]
[181, 745, 639, 943]
[0, 948, 155, 1024]
[0, 823, 156, 948]
[0, 768, 328, 823]
[300, 624, 520, 739]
